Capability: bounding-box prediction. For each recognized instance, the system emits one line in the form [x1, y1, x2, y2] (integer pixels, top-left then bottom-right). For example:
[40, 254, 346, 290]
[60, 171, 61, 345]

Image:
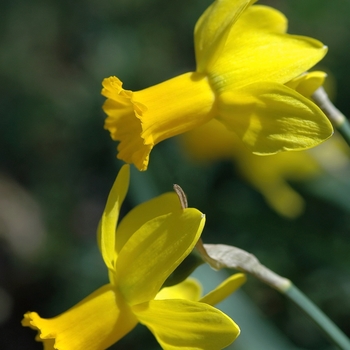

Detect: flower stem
[312, 87, 350, 148]
[283, 283, 350, 350]
[203, 243, 350, 350]
[337, 120, 350, 147]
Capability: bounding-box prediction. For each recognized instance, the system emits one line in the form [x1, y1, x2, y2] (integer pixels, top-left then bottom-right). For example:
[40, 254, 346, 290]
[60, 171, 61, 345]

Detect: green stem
[203, 244, 350, 349]
[283, 283, 350, 350]
[336, 119, 350, 147]
[312, 87, 350, 148]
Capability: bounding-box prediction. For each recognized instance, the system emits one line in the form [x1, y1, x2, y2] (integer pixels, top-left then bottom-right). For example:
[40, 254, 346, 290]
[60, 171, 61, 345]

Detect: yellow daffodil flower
[22, 165, 244, 349]
[182, 118, 320, 218]
[102, 0, 333, 171]
[180, 72, 341, 218]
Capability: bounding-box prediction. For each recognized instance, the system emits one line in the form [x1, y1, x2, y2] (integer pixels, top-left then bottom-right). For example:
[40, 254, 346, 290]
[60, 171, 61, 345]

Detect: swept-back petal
[286, 71, 327, 99]
[22, 284, 138, 350]
[133, 299, 239, 350]
[195, 0, 256, 72]
[116, 209, 205, 305]
[97, 165, 129, 271]
[218, 82, 333, 154]
[209, 6, 327, 92]
[200, 273, 246, 305]
[155, 278, 202, 301]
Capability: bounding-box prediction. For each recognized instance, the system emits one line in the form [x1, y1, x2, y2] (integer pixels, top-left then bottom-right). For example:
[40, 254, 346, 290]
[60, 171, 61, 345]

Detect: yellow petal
[22, 284, 138, 350]
[133, 299, 240, 350]
[218, 82, 333, 154]
[200, 273, 246, 305]
[102, 73, 215, 171]
[195, 0, 256, 72]
[116, 208, 205, 305]
[97, 165, 130, 272]
[228, 4, 289, 34]
[156, 278, 202, 301]
[286, 71, 327, 99]
[116, 192, 180, 254]
[209, 5, 327, 92]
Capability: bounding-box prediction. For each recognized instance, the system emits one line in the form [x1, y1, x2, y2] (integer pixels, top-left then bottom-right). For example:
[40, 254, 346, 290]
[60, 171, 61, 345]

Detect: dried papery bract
[203, 244, 291, 291]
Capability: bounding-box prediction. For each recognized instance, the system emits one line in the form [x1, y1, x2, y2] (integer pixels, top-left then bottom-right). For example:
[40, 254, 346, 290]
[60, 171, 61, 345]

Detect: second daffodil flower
[180, 71, 331, 218]
[22, 165, 245, 350]
[102, 0, 333, 171]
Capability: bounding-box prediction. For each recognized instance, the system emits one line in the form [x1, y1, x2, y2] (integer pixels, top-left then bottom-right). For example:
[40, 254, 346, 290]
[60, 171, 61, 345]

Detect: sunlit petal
[22, 284, 138, 350]
[218, 82, 333, 154]
[133, 299, 239, 350]
[195, 0, 256, 71]
[97, 165, 129, 271]
[116, 192, 181, 254]
[116, 209, 205, 305]
[209, 6, 327, 92]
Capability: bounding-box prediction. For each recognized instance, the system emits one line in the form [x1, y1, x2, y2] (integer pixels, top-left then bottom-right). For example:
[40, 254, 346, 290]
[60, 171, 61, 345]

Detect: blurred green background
[1, 0, 350, 349]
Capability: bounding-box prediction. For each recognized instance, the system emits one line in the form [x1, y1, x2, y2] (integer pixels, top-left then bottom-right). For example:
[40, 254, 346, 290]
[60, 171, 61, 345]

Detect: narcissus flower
[182, 118, 320, 218]
[102, 0, 333, 171]
[180, 72, 340, 218]
[22, 165, 245, 350]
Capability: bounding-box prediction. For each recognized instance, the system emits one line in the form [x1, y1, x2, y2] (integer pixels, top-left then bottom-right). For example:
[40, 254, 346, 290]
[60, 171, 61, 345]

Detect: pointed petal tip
[99, 163, 130, 270]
